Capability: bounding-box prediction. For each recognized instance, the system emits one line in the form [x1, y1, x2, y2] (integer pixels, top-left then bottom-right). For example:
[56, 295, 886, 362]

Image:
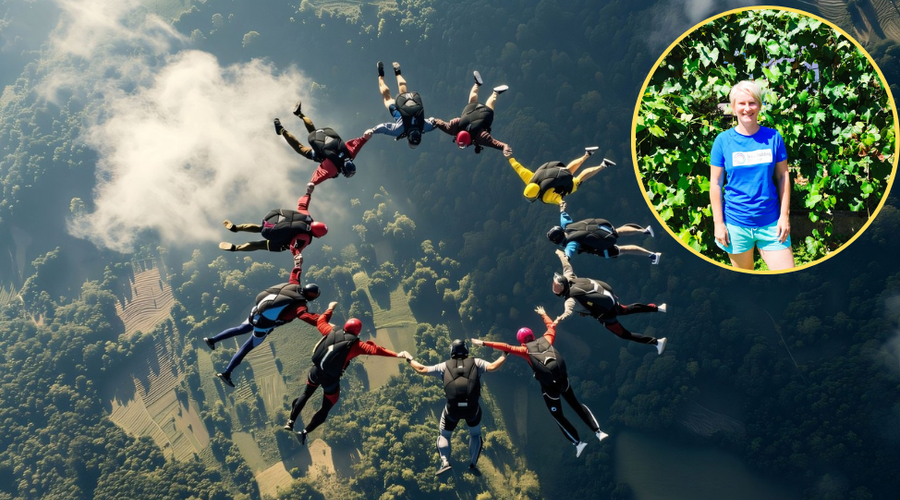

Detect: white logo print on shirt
[732, 149, 773, 166]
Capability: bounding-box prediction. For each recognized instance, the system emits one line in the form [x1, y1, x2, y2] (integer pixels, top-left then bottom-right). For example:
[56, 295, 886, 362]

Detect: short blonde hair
[729, 80, 763, 109]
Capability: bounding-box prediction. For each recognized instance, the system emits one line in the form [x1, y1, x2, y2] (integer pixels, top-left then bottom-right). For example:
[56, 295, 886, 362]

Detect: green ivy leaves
[636, 9, 895, 266]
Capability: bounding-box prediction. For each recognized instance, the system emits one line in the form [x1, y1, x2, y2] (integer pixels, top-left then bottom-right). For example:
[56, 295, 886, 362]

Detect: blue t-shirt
[710, 126, 787, 227]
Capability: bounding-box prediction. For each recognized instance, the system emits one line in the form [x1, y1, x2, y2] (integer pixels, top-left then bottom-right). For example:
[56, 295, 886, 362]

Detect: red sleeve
[310, 162, 338, 184]
[289, 265, 302, 285]
[346, 135, 370, 158]
[347, 340, 397, 361]
[541, 314, 557, 345]
[296, 193, 311, 214]
[483, 341, 530, 361]
[316, 308, 334, 336]
[294, 309, 319, 326]
[289, 235, 312, 256]
[278, 304, 318, 326]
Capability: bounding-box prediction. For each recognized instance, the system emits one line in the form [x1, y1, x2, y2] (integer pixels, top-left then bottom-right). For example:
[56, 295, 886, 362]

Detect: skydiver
[431, 71, 512, 156]
[471, 306, 608, 457]
[552, 249, 668, 354]
[548, 200, 661, 264]
[370, 61, 435, 148]
[274, 100, 373, 184]
[204, 253, 322, 388]
[218, 182, 327, 254]
[509, 147, 614, 205]
[285, 303, 410, 444]
[402, 340, 506, 475]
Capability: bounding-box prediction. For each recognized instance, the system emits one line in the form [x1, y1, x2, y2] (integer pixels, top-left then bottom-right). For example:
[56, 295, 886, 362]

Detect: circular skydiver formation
[201, 64, 668, 475]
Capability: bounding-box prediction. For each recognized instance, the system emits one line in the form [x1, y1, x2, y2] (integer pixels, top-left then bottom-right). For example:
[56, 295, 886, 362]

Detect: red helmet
[516, 327, 535, 344]
[310, 221, 328, 238]
[456, 130, 472, 149]
[344, 318, 362, 335]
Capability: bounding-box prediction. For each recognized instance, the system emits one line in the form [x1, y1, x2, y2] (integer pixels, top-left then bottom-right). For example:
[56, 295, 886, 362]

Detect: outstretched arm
[297, 183, 315, 213]
[485, 353, 507, 372]
[371, 121, 404, 137]
[476, 131, 511, 156]
[554, 298, 576, 324]
[431, 117, 460, 136]
[509, 157, 534, 184]
[535, 306, 558, 344]
[355, 340, 398, 358]
[556, 249, 575, 280]
[289, 254, 303, 284]
[346, 134, 372, 157]
[407, 358, 429, 374]
[316, 303, 336, 335]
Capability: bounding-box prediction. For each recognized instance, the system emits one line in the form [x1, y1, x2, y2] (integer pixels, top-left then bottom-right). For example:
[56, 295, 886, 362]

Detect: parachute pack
[531, 162, 575, 199]
[568, 277, 616, 316]
[564, 219, 618, 255]
[311, 330, 359, 378]
[309, 127, 350, 166]
[395, 91, 425, 139]
[458, 102, 494, 135]
[442, 357, 481, 409]
[249, 283, 306, 330]
[261, 209, 314, 250]
[526, 337, 567, 386]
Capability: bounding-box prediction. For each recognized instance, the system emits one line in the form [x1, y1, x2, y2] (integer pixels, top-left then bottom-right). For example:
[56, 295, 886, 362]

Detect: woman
[710, 80, 794, 270]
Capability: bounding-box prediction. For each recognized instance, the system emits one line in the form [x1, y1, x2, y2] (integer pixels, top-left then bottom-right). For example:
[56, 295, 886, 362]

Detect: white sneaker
[650, 252, 661, 265]
[436, 459, 452, 476]
[657, 303, 667, 313]
[646, 225, 654, 237]
[584, 146, 599, 156]
[575, 441, 588, 457]
[493, 84, 509, 94]
[656, 337, 668, 355]
[596, 430, 609, 443]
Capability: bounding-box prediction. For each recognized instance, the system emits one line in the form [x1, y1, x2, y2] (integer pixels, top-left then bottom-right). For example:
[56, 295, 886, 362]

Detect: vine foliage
[635, 9, 895, 266]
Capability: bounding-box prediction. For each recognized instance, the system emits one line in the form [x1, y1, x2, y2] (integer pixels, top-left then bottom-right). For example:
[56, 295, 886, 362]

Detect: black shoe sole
[217, 373, 234, 388]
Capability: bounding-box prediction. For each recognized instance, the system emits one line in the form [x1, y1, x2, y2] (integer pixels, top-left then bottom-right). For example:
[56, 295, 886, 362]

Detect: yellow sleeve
[509, 157, 534, 185]
[542, 190, 562, 205]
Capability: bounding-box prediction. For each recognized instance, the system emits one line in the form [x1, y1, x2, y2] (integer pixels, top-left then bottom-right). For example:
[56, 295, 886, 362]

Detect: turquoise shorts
[715, 221, 791, 254]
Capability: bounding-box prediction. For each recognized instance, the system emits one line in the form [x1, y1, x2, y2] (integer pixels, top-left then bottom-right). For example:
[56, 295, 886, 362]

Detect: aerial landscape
[1, 0, 899, 499]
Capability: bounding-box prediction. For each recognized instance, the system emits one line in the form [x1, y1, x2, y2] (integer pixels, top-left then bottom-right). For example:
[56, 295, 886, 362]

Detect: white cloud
[71, 51, 321, 252]
[39, 0, 344, 252]
[51, 0, 182, 59]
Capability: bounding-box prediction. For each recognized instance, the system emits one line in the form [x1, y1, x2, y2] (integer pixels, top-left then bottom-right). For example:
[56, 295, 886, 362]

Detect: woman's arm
[773, 159, 790, 243]
[709, 165, 729, 247]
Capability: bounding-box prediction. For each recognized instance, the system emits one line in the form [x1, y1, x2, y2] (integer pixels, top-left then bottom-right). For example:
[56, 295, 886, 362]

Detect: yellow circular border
[630, 5, 900, 275]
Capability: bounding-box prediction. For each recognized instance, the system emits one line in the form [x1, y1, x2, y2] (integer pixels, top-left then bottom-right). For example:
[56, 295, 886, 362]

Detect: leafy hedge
[635, 8, 896, 266]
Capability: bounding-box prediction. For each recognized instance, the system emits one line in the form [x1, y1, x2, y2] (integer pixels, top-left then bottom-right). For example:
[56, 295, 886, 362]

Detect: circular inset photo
[632, 7, 897, 273]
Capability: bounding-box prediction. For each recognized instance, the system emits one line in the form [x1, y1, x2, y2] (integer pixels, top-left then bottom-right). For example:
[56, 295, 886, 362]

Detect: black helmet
[547, 226, 565, 245]
[552, 273, 568, 296]
[407, 129, 422, 149]
[450, 339, 469, 359]
[302, 283, 320, 300]
[341, 159, 356, 178]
